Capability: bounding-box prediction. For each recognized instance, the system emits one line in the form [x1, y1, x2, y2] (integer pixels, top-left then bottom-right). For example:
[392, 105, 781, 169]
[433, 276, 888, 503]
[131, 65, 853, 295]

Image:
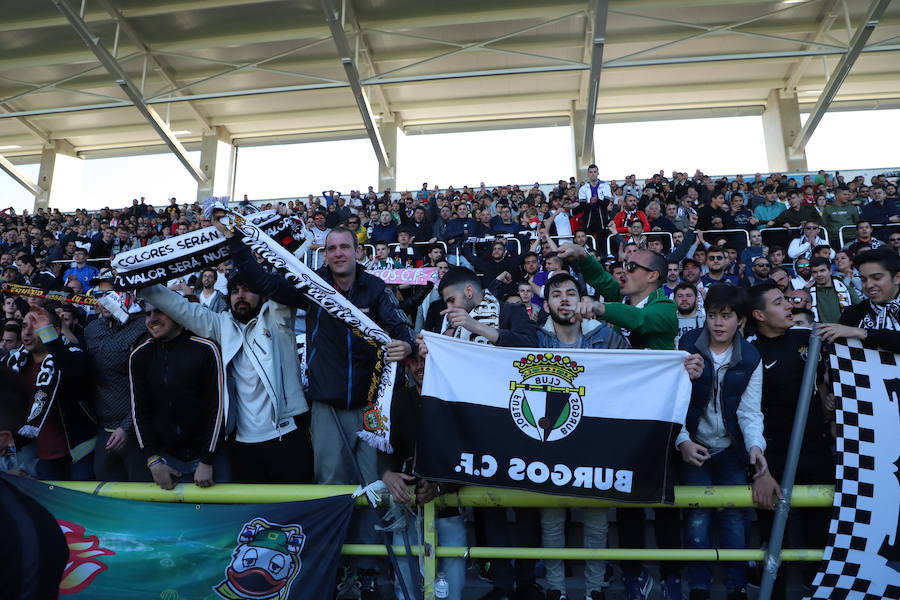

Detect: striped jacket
[129, 330, 225, 464]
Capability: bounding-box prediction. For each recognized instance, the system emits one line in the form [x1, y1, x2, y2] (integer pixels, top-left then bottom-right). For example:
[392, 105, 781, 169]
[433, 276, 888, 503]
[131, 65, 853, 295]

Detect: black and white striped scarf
[2, 346, 61, 439]
[448, 290, 500, 345]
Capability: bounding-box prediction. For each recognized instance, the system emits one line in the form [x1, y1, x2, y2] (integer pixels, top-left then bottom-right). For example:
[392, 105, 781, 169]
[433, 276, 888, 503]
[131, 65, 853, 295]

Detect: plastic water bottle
[434, 572, 449, 599]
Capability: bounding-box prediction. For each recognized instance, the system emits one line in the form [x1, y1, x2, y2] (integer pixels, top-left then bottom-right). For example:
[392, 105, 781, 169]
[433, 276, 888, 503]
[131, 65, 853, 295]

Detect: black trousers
[477, 507, 542, 592]
[229, 418, 314, 484]
[618, 507, 683, 578]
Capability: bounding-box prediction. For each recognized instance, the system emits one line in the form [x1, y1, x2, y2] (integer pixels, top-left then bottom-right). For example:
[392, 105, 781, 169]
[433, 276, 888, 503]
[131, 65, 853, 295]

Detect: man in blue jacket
[219, 222, 415, 599]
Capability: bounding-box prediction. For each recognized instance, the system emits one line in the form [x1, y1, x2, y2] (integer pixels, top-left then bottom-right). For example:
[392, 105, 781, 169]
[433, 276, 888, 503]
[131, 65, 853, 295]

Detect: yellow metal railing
[51, 482, 833, 600]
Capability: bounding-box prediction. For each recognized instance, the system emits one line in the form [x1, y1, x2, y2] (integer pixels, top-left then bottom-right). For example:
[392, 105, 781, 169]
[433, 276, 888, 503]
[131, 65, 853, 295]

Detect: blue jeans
[677, 445, 748, 592]
[393, 514, 466, 600]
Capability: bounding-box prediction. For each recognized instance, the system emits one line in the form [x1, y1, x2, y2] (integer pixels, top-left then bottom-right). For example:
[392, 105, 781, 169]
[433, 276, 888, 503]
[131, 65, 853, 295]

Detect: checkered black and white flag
[806, 339, 900, 600]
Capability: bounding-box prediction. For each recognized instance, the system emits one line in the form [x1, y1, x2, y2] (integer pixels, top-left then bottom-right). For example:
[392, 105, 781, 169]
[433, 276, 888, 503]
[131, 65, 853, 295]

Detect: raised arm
[226, 236, 310, 309]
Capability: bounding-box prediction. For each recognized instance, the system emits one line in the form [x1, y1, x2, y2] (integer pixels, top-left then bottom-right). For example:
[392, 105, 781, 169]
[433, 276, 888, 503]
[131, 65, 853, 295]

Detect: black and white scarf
[112, 206, 307, 289]
[860, 294, 900, 332]
[445, 290, 501, 344]
[2, 346, 61, 439]
[212, 203, 398, 452]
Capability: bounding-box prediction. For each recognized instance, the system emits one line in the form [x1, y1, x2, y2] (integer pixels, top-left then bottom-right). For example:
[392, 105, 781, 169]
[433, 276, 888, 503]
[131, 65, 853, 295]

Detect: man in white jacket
[787, 222, 834, 261]
[138, 272, 311, 484]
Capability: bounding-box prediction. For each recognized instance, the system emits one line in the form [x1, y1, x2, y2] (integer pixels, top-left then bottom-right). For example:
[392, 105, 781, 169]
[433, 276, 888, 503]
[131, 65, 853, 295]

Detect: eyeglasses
[755, 263, 771, 268]
[624, 261, 654, 273]
[796, 262, 810, 268]
[804, 226, 820, 231]
[707, 256, 725, 261]
[786, 296, 806, 304]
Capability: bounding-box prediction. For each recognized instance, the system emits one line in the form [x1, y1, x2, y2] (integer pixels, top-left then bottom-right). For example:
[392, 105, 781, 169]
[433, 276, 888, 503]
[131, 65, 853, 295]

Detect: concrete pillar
[571, 107, 594, 183]
[35, 140, 82, 212]
[377, 121, 397, 193]
[196, 126, 235, 202]
[762, 89, 808, 172]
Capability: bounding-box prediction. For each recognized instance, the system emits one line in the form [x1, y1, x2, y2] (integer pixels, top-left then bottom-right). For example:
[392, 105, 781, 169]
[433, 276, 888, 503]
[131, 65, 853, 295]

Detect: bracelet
[146, 455, 166, 468]
[35, 324, 59, 344]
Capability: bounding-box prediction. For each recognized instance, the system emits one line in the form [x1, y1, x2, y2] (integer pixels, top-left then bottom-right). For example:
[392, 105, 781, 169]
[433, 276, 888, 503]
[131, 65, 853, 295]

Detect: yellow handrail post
[422, 500, 437, 600]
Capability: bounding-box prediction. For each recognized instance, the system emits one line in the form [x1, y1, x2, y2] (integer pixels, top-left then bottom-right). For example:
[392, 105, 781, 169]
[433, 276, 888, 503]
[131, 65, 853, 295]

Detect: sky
[2, 108, 900, 213]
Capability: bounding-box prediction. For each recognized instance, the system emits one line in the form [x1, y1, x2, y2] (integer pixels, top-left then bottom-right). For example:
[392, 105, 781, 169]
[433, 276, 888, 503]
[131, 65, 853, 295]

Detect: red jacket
[613, 209, 650, 233]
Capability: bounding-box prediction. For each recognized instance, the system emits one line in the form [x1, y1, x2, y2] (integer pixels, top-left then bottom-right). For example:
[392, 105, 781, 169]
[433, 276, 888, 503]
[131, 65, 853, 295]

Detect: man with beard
[769, 267, 792, 294]
[680, 257, 703, 292]
[790, 258, 813, 290]
[664, 259, 681, 297]
[741, 256, 772, 288]
[674, 282, 705, 347]
[699, 247, 740, 290]
[138, 271, 312, 484]
[535, 272, 627, 600]
[196, 267, 228, 312]
[747, 282, 834, 599]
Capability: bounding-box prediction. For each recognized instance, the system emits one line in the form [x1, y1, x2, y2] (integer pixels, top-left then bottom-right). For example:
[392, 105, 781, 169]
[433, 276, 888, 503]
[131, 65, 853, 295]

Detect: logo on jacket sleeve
[213, 518, 306, 600]
[509, 353, 584, 442]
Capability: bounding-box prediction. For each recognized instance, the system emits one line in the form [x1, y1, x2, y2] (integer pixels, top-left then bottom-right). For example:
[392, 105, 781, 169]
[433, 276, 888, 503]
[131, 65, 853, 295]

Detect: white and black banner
[112, 210, 307, 289]
[807, 339, 900, 600]
[415, 332, 692, 502]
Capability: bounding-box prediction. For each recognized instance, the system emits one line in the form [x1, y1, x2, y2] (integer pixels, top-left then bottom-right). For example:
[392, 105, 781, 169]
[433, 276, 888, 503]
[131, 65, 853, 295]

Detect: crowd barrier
[51, 482, 833, 600]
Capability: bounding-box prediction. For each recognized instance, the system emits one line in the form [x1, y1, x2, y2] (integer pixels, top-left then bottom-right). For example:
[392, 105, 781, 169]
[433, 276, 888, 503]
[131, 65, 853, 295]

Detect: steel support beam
[785, 0, 842, 92]
[95, 0, 214, 132]
[51, 0, 207, 184]
[0, 154, 40, 196]
[319, 0, 388, 168]
[581, 0, 609, 162]
[789, 0, 891, 156]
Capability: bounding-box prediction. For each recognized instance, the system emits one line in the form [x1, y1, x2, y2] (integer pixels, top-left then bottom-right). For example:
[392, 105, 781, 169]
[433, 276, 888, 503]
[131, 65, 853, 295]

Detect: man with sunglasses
[699, 247, 740, 290]
[741, 256, 771, 288]
[788, 222, 833, 261]
[791, 259, 813, 291]
[557, 242, 682, 600]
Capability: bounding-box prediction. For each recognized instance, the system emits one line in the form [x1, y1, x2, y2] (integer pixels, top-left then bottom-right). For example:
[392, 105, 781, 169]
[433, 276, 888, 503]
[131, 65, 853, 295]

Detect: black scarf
[2, 345, 61, 439]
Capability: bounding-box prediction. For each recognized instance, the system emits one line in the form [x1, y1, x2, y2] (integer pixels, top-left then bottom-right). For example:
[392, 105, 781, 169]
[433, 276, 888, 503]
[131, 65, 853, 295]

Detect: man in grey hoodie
[535, 272, 628, 600]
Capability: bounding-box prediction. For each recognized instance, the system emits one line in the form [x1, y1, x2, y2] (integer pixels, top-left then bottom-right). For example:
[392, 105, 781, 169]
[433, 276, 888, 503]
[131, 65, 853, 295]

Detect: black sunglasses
[624, 261, 654, 273]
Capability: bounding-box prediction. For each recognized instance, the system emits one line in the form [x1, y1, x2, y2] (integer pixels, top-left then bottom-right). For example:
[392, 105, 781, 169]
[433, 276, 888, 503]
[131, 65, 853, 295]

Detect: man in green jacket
[557, 243, 677, 350]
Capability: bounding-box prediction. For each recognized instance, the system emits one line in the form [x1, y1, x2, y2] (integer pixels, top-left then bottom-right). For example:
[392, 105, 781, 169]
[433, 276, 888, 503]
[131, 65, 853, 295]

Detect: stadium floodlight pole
[758, 326, 823, 600]
[50, 0, 208, 185]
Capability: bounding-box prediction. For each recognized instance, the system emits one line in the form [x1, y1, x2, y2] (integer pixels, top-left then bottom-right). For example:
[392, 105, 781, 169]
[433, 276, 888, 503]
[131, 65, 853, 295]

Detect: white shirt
[553, 210, 572, 237]
[199, 288, 217, 308]
[214, 271, 228, 296]
[230, 341, 297, 443]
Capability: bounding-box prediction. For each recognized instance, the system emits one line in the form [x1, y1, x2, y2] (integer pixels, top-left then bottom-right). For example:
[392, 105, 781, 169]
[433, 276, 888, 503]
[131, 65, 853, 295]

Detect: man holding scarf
[216, 222, 414, 599]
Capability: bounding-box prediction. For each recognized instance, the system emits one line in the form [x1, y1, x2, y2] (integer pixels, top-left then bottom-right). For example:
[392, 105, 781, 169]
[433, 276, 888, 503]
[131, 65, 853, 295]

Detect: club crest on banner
[509, 353, 584, 442]
[213, 518, 306, 600]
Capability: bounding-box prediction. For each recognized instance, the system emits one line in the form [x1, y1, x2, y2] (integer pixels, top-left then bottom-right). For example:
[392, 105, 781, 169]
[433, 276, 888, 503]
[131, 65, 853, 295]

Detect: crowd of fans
[0, 166, 899, 600]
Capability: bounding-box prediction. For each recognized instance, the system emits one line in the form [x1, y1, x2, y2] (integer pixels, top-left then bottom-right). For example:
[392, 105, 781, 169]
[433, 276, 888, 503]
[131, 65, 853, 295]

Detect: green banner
[4, 474, 354, 600]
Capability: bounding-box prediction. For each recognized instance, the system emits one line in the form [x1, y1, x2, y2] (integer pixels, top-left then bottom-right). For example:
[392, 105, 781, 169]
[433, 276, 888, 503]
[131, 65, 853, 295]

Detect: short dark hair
[545, 272, 579, 295]
[15, 254, 36, 268]
[643, 250, 667, 287]
[438, 266, 481, 296]
[588, 163, 598, 170]
[853, 247, 900, 275]
[705, 283, 749, 318]
[673, 282, 697, 296]
[748, 281, 781, 319]
[812, 244, 832, 256]
[810, 256, 831, 271]
[769, 245, 785, 256]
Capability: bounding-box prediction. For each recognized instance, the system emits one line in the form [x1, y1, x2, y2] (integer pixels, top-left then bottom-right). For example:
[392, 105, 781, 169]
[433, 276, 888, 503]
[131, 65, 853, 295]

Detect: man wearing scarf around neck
[818, 248, 900, 352]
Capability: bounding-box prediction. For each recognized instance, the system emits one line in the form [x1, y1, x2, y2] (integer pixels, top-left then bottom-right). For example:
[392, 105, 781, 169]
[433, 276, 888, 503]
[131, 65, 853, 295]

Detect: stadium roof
[0, 0, 898, 166]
